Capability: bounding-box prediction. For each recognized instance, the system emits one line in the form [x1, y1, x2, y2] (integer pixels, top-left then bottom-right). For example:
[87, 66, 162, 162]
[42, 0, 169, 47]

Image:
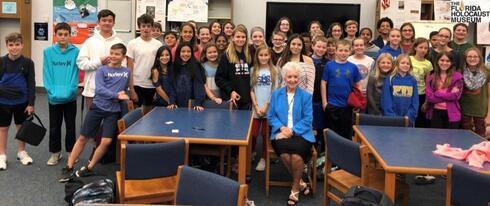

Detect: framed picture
[477, 23, 490, 45]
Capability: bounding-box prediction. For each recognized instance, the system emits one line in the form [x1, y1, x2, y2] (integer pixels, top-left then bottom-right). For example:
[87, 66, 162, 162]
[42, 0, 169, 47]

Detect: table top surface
[354, 125, 490, 173]
[120, 107, 252, 143]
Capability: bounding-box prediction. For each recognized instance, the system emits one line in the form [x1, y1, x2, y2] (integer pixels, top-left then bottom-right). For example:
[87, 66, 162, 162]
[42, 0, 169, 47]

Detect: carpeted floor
[0, 92, 446, 206]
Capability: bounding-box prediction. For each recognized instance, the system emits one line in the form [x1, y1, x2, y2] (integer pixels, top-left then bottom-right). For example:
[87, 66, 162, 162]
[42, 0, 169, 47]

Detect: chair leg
[265, 153, 270, 196]
[219, 148, 225, 176]
[226, 147, 231, 177]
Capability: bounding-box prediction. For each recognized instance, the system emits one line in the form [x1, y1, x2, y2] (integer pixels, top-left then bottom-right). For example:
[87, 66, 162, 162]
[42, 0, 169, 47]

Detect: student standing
[347, 37, 375, 94]
[270, 31, 286, 65]
[400, 23, 415, 54]
[381, 54, 419, 125]
[460, 48, 490, 137]
[163, 31, 178, 51]
[209, 21, 222, 40]
[409, 38, 433, 127]
[430, 27, 453, 64]
[201, 43, 223, 104]
[223, 21, 235, 40]
[321, 40, 361, 139]
[250, 45, 278, 171]
[343, 20, 358, 43]
[59, 43, 130, 181]
[366, 53, 394, 115]
[0, 33, 36, 170]
[77, 9, 124, 109]
[273, 17, 293, 39]
[215, 34, 229, 58]
[151, 46, 172, 107]
[151, 22, 164, 43]
[360, 27, 380, 59]
[371, 17, 393, 49]
[196, 26, 212, 60]
[449, 23, 475, 71]
[249, 27, 266, 59]
[167, 43, 206, 110]
[376, 29, 402, 60]
[325, 38, 337, 61]
[43, 23, 79, 165]
[127, 14, 162, 114]
[215, 25, 252, 110]
[425, 51, 463, 129]
[327, 22, 343, 40]
[311, 36, 329, 150]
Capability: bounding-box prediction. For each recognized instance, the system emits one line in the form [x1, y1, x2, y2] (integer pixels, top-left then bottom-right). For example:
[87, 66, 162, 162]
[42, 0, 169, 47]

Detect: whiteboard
[107, 0, 132, 32]
[411, 21, 455, 39]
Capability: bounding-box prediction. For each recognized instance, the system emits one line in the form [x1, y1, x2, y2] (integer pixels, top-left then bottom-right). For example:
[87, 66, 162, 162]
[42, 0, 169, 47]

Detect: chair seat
[116, 171, 176, 203]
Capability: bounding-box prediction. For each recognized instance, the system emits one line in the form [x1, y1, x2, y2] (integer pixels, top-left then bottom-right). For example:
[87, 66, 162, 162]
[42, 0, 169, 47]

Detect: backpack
[64, 173, 114, 206]
[340, 185, 394, 206]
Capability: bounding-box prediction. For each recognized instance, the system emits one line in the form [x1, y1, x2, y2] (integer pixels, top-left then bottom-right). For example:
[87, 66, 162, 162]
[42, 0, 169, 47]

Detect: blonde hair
[225, 24, 251, 64]
[251, 44, 278, 90]
[344, 20, 359, 28]
[392, 54, 412, 75]
[374, 53, 394, 79]
[464, 47, 486, 72]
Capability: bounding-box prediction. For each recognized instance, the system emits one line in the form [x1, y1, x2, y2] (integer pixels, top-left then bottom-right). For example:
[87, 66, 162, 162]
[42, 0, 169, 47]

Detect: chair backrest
[124, 140, 188, 179]
[120, 100, 135, 117]
[324, 128, 362, 177]
[117, 107, 143, 133]
[355, 113, 409, 127]
[189, 99, 233, 110]
[446, 164, 490, 206]
[175, 165, 247, 206]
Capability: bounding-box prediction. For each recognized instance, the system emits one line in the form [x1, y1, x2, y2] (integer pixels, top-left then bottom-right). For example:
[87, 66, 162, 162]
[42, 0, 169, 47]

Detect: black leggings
[430, 109, 460, 129]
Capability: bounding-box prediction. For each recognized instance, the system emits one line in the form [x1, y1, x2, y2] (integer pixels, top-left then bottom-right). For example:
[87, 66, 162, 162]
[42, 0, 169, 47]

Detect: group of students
[0, 7, 488, 204]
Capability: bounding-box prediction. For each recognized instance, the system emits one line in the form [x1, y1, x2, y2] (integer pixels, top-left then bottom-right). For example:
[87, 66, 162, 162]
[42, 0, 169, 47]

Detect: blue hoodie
[381, 73, 419, 123]
[376, 45, 401, 60]
[43, 43, 79, 104]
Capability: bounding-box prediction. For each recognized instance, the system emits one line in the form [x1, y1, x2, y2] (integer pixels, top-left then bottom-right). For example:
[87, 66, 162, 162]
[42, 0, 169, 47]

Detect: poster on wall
[379, 0, 421, 28]
[477, 23, 490, 45]
[485, 46, 490, 67]
[434, 0, 451, 21]
[136, 0, 166, 26]
[167, 0, 208, 23]
[53, 0, 98, 44]
[34, 23, 49, 41]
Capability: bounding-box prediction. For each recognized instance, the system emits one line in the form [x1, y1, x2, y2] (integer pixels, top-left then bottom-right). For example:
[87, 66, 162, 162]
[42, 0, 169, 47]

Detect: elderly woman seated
[267, 62, 314, 206]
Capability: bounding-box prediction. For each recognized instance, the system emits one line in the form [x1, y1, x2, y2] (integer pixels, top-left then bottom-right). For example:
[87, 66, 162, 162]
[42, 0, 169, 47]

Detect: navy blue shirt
[322, 60, 361, 107]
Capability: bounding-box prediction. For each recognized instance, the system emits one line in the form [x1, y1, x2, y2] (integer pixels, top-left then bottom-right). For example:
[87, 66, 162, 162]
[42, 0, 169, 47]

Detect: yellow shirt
[410, 56, 433, 95]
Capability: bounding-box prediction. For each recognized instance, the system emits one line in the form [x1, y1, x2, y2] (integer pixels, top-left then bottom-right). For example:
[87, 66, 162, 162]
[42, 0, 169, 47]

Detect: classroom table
[353, 125, 490, 202]
[118, 107, 253, 184]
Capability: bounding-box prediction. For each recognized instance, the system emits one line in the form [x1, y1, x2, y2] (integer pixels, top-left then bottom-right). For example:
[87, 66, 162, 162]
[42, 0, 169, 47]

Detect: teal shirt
[43, 43, 80, 104]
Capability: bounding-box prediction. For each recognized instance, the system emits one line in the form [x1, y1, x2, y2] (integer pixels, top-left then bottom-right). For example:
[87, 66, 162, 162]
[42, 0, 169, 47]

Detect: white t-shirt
[347, 55, 375, 94]
[287, 92, 294, 128]
[127, 37, 162, 88]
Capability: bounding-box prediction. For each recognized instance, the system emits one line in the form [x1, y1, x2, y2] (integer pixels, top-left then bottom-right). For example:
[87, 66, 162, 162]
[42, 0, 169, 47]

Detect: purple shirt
[93, 65, 130, 112]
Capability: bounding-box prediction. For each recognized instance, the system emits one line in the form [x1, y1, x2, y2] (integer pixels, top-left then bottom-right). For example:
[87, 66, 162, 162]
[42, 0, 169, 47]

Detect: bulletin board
[107, 0, 132, 32]
[411, 21, 455, 39]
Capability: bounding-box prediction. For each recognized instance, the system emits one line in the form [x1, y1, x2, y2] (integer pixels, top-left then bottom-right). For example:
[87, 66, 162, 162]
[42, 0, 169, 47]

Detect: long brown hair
[251, 44, 278, 90]
[432, 51, 455, 89]
[408, 37, 430, 59]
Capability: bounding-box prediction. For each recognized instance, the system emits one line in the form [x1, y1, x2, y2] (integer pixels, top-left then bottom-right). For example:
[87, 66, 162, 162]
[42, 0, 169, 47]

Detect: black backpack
[64, 173, 114, 206]
[340, 185, 394, 206]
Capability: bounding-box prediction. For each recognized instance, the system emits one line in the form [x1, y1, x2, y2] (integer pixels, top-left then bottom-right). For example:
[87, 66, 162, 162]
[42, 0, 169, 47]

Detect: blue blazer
[267, 87, 315, 143]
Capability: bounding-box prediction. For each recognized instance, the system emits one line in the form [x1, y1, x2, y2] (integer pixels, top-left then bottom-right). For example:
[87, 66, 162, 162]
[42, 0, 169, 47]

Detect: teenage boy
[127, 14, 162, 114]
[77, 9, 124, 109]
[0, 32, 36, 170]
[321, 40, 361, 139]
[59, 43, 130, 181]
[371, 17, 393, 49]
[311, 36, 329, 151]
[43, 23, 79, 165]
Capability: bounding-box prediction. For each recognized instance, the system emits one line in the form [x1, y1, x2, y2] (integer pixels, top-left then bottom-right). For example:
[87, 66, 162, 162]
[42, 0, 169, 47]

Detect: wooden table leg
[385, 172, 396, 203]
[238, 145, 247, 184]
[246, 134, 252, 178]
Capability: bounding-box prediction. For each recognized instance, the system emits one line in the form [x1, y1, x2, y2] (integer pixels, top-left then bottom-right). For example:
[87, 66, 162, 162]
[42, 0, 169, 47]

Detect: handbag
[347, 86, 366, 110]
[15, 113, 47, 146]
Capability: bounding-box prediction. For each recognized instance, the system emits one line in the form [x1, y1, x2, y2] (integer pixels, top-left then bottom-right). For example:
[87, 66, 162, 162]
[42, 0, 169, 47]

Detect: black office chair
[446, 164, 490, 206]
[174, 165, 248, 206]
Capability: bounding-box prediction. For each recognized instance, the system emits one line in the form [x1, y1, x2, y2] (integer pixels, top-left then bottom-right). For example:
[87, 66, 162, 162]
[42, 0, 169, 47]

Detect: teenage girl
[430, 27, 453, 64]
[209, 20, 222, 40]
[409, 38, 433, 128]
[400, 22, 415, 54]
[460, 48, 490, 137]
[273, 17, 293, 39]
[196, 26, 212, 60]
[381, 54, 419, 125]
[249, 26, 266, 59]
[347, 37, 375, 95]
[277, 34, 315, 94]
[366, 53, 394, 115]
[425, 51, 463, 129]
[215, 34, 228, 58]
[327, 22, 343, 40]
[151, 46, 173, 106]
[201, 43, 222, 104]
[215, 25, 252, 110]
[250, 44, 278, 172]
[173, 22, 197, 61]
[167, 42, 206, 111]
[223, 21, 235, 40]
[308, 21, 323, 36]
[376, 28, 402, 60]
[360, 27, 380, 59]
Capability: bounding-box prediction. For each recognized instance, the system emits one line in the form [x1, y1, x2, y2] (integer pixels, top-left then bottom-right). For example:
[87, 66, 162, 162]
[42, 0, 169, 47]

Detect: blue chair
[446, 164, 490, 206]
[187, 99, 232, 176]
[116, 107, 143, 164]
[116, 140, 189, 204]
[120, 99, 135, 117]
[354, 113, 409, 127]
[174, 165, 248, 206]
[323, 129, 408, 206]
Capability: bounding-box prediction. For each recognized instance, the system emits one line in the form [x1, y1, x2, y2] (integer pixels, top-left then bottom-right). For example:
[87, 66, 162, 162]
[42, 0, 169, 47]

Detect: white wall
[32, 0, 136, 87]
[233, 0, 378, 35]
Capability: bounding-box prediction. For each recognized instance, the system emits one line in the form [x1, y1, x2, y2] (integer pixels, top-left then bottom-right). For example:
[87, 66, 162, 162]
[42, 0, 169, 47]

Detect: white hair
[281, 61, 301, 78]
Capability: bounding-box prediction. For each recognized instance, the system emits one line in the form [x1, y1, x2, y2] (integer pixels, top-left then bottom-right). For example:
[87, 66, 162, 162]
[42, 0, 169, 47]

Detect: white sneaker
[46, 152, 62, 166]
[255, 158, 265, 171]
[0, 154, 7, 170]
[17, 151, 33, 165]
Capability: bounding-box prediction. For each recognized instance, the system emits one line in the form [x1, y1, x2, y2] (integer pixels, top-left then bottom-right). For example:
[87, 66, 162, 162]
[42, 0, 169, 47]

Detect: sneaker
[59, 166, 74, 183]
[0, 154, 7, 170]
[17, 151, 33, 165]
[414, 175, 436, 185]
[75, 166, 93, 177]
[255, 158, 265, 171]
[46, 152, 62, 166]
